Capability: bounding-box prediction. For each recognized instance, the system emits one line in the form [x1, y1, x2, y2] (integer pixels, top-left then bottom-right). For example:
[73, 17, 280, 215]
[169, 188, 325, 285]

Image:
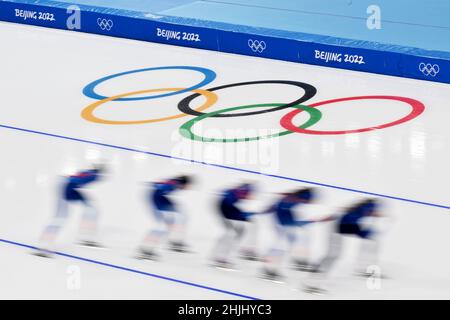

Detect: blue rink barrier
[0, 0, 449, 84]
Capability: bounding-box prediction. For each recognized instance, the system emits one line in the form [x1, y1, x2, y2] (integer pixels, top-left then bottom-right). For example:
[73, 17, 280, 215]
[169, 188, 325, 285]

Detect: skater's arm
[294, 220, 315, 227]
[69, 171, 97, 185]
[370, 211, 385, 218]
[259, 204, 276, 215]
[317, 214, 339, 222]
[296, 214, 338, 226]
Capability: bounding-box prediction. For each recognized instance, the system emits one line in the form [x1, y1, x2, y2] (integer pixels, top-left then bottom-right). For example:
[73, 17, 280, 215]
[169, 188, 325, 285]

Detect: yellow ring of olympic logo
[81, 88, 218, 125]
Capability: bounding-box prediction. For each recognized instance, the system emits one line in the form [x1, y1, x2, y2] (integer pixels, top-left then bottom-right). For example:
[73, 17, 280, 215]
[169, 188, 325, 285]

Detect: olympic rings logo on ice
[419, 63, 440, 77]
[97, 18, 114, 31]
[248, 39, 267, 53]
[80, 65, 426, 143]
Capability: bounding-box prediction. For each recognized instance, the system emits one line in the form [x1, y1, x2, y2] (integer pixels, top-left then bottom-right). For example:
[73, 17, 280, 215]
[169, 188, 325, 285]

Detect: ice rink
[0, 21, 449, 299]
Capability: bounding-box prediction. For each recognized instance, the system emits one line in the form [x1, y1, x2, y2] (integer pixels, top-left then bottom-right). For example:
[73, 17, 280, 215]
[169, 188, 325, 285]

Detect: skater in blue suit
[261, 188, 326, 280]
[137, 175, 193, 260]
[211, 182, 256, 269]
[304, 198, 384, 294]
[37, 164, 106, 255]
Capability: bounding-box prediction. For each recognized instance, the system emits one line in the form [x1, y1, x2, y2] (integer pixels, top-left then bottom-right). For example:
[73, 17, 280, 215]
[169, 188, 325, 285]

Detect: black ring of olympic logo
[177, 80, 317, 117]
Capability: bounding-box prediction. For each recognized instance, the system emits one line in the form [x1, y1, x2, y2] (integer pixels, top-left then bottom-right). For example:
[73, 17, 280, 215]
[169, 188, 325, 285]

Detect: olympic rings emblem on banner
[97, 18, 114, 31]
[419, 63, 440, 77]
[81, 65, 425, 143]
[248, 39, 267, 53]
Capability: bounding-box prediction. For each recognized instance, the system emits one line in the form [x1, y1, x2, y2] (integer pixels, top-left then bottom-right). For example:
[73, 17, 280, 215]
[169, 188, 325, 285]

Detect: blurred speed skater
[261, 188, 322, 280]
[304, 198, 385, 294]
[211, 182, 256, 269]
[37, 164, 106, 256]
[137, 175, 193, 260]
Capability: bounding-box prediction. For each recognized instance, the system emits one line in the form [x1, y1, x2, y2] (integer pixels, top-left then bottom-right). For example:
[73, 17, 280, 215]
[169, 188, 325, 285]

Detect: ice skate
[239, 249, 260, 261]
[32, 248, 54, 258]
[260, 268, 284, 283]
[168, 240, 190, 253]
[136, 247, 159, 261]
[77, 240, 104, 248]
[302, 284, 327, 295]
[211, 258, 236, 271]
[354, 269, 389, 279]
[291, 259, 315, 272]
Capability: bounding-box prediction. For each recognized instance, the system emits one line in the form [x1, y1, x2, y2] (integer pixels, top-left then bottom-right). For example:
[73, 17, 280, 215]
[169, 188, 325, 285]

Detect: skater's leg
[291, 228, 313, 270]
[303, 231, 343, 292]
[261, 225, 299, 281]
[212, 220, 246, 265]
[39, 196, 69, 245]
[78, 200, 100, 244]
[167, 209, 189, 250]
[229, 220, 246, 256]
[239, 218, 259, 260]
[264, 225, 291, 274]
[139, 209, 172, 254]
[212, 219, 236, 263]
[355, 230, 380, 276]
[316, 232, 343, 274]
